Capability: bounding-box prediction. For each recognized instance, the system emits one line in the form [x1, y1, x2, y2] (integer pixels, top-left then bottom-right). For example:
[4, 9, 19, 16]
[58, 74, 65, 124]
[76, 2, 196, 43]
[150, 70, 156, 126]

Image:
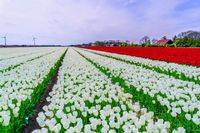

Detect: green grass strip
[85, 49, 200, 85]
[76, 50, 200, 133]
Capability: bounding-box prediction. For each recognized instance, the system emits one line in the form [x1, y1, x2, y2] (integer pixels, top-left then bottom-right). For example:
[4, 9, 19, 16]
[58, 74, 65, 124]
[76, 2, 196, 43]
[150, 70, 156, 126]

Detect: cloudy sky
[0, 0, 199, 45]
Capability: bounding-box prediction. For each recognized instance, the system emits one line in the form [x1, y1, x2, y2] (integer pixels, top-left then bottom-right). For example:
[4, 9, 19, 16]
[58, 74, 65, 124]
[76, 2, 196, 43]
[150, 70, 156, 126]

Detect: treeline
[140, 30, 200, 47]
[175, 38, 200, 47]
[79, 40, 137, 47]
[76, 30, 200, 47]
[174, 31, 200, 47]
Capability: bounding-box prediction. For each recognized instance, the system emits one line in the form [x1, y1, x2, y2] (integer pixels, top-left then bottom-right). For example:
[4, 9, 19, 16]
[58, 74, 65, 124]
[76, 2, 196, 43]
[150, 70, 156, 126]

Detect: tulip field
[0, 47, 200, 133]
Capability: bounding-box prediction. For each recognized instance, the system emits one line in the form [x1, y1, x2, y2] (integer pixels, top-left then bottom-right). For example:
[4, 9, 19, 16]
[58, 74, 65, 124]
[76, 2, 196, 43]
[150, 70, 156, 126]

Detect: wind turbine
[33, 36, 36, 46]
[2, 34, 7, 46]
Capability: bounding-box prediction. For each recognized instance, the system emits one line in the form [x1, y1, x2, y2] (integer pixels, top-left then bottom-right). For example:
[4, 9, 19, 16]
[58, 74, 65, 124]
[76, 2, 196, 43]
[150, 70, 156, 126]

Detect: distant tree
[177, 30, 200, 39]
[140, 36, 151, 45]
[177, 31, 187, 38]
[120, 43, 128, 47]
[187, 31, 200, 39]
[95, 41, 104, 46]
[125, 40, 130, 44]
[173, 35, 177, 41]
[162, 36, 167, 40]
[151, 38, 158, 44]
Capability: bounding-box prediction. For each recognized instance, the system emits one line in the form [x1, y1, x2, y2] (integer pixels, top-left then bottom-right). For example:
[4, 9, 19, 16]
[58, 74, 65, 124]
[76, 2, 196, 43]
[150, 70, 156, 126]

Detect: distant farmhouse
[157, 39, 173, 47]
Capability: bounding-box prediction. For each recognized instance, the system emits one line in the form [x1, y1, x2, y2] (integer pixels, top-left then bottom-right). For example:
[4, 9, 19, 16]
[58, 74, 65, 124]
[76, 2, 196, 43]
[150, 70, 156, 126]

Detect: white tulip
[13, 107, 19, 117]
[185, 114, 191, 121]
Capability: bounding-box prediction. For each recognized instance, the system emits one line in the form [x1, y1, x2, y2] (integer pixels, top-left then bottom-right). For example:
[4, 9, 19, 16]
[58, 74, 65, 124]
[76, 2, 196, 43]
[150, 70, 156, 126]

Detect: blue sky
[0, 0, 199, 45]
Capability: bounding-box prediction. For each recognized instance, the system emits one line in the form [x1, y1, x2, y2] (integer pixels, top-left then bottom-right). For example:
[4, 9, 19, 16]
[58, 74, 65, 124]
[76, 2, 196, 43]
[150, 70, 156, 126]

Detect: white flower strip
[0, 47, 60, 71]
[32, 48, 184, 133]
[0, 49, 64, 87]
[77, 48, 200, 125]
[0, 48, 65, 126]
[0, 47, 51, 60]
[83, 48, 200, 80]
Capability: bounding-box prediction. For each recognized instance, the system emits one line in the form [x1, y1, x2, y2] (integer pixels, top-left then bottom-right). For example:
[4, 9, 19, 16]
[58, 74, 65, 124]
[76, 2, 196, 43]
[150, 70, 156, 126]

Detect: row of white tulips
[0, 47, 61, 72]
[0, 48, 65, 126]
[83, 49, 200, 80]
[0, 47, 53, 60]
[77, 48, 200, 125]
[0, 49, 64, 87]
[33, 48, 184, 133]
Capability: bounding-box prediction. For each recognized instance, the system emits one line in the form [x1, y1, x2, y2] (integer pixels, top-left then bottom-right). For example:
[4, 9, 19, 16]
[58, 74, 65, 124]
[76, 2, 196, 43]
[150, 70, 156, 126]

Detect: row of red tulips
[82, 46, 200, 67]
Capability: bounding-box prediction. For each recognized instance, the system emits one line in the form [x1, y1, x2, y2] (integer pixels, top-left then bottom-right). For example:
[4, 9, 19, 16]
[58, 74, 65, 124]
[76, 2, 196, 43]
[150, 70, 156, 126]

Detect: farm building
[157, 39, 173, 46]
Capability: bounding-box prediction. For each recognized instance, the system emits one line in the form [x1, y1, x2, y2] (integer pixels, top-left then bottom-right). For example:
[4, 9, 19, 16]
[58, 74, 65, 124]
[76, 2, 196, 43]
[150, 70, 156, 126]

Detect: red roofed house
[157, 39, 173, 47]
